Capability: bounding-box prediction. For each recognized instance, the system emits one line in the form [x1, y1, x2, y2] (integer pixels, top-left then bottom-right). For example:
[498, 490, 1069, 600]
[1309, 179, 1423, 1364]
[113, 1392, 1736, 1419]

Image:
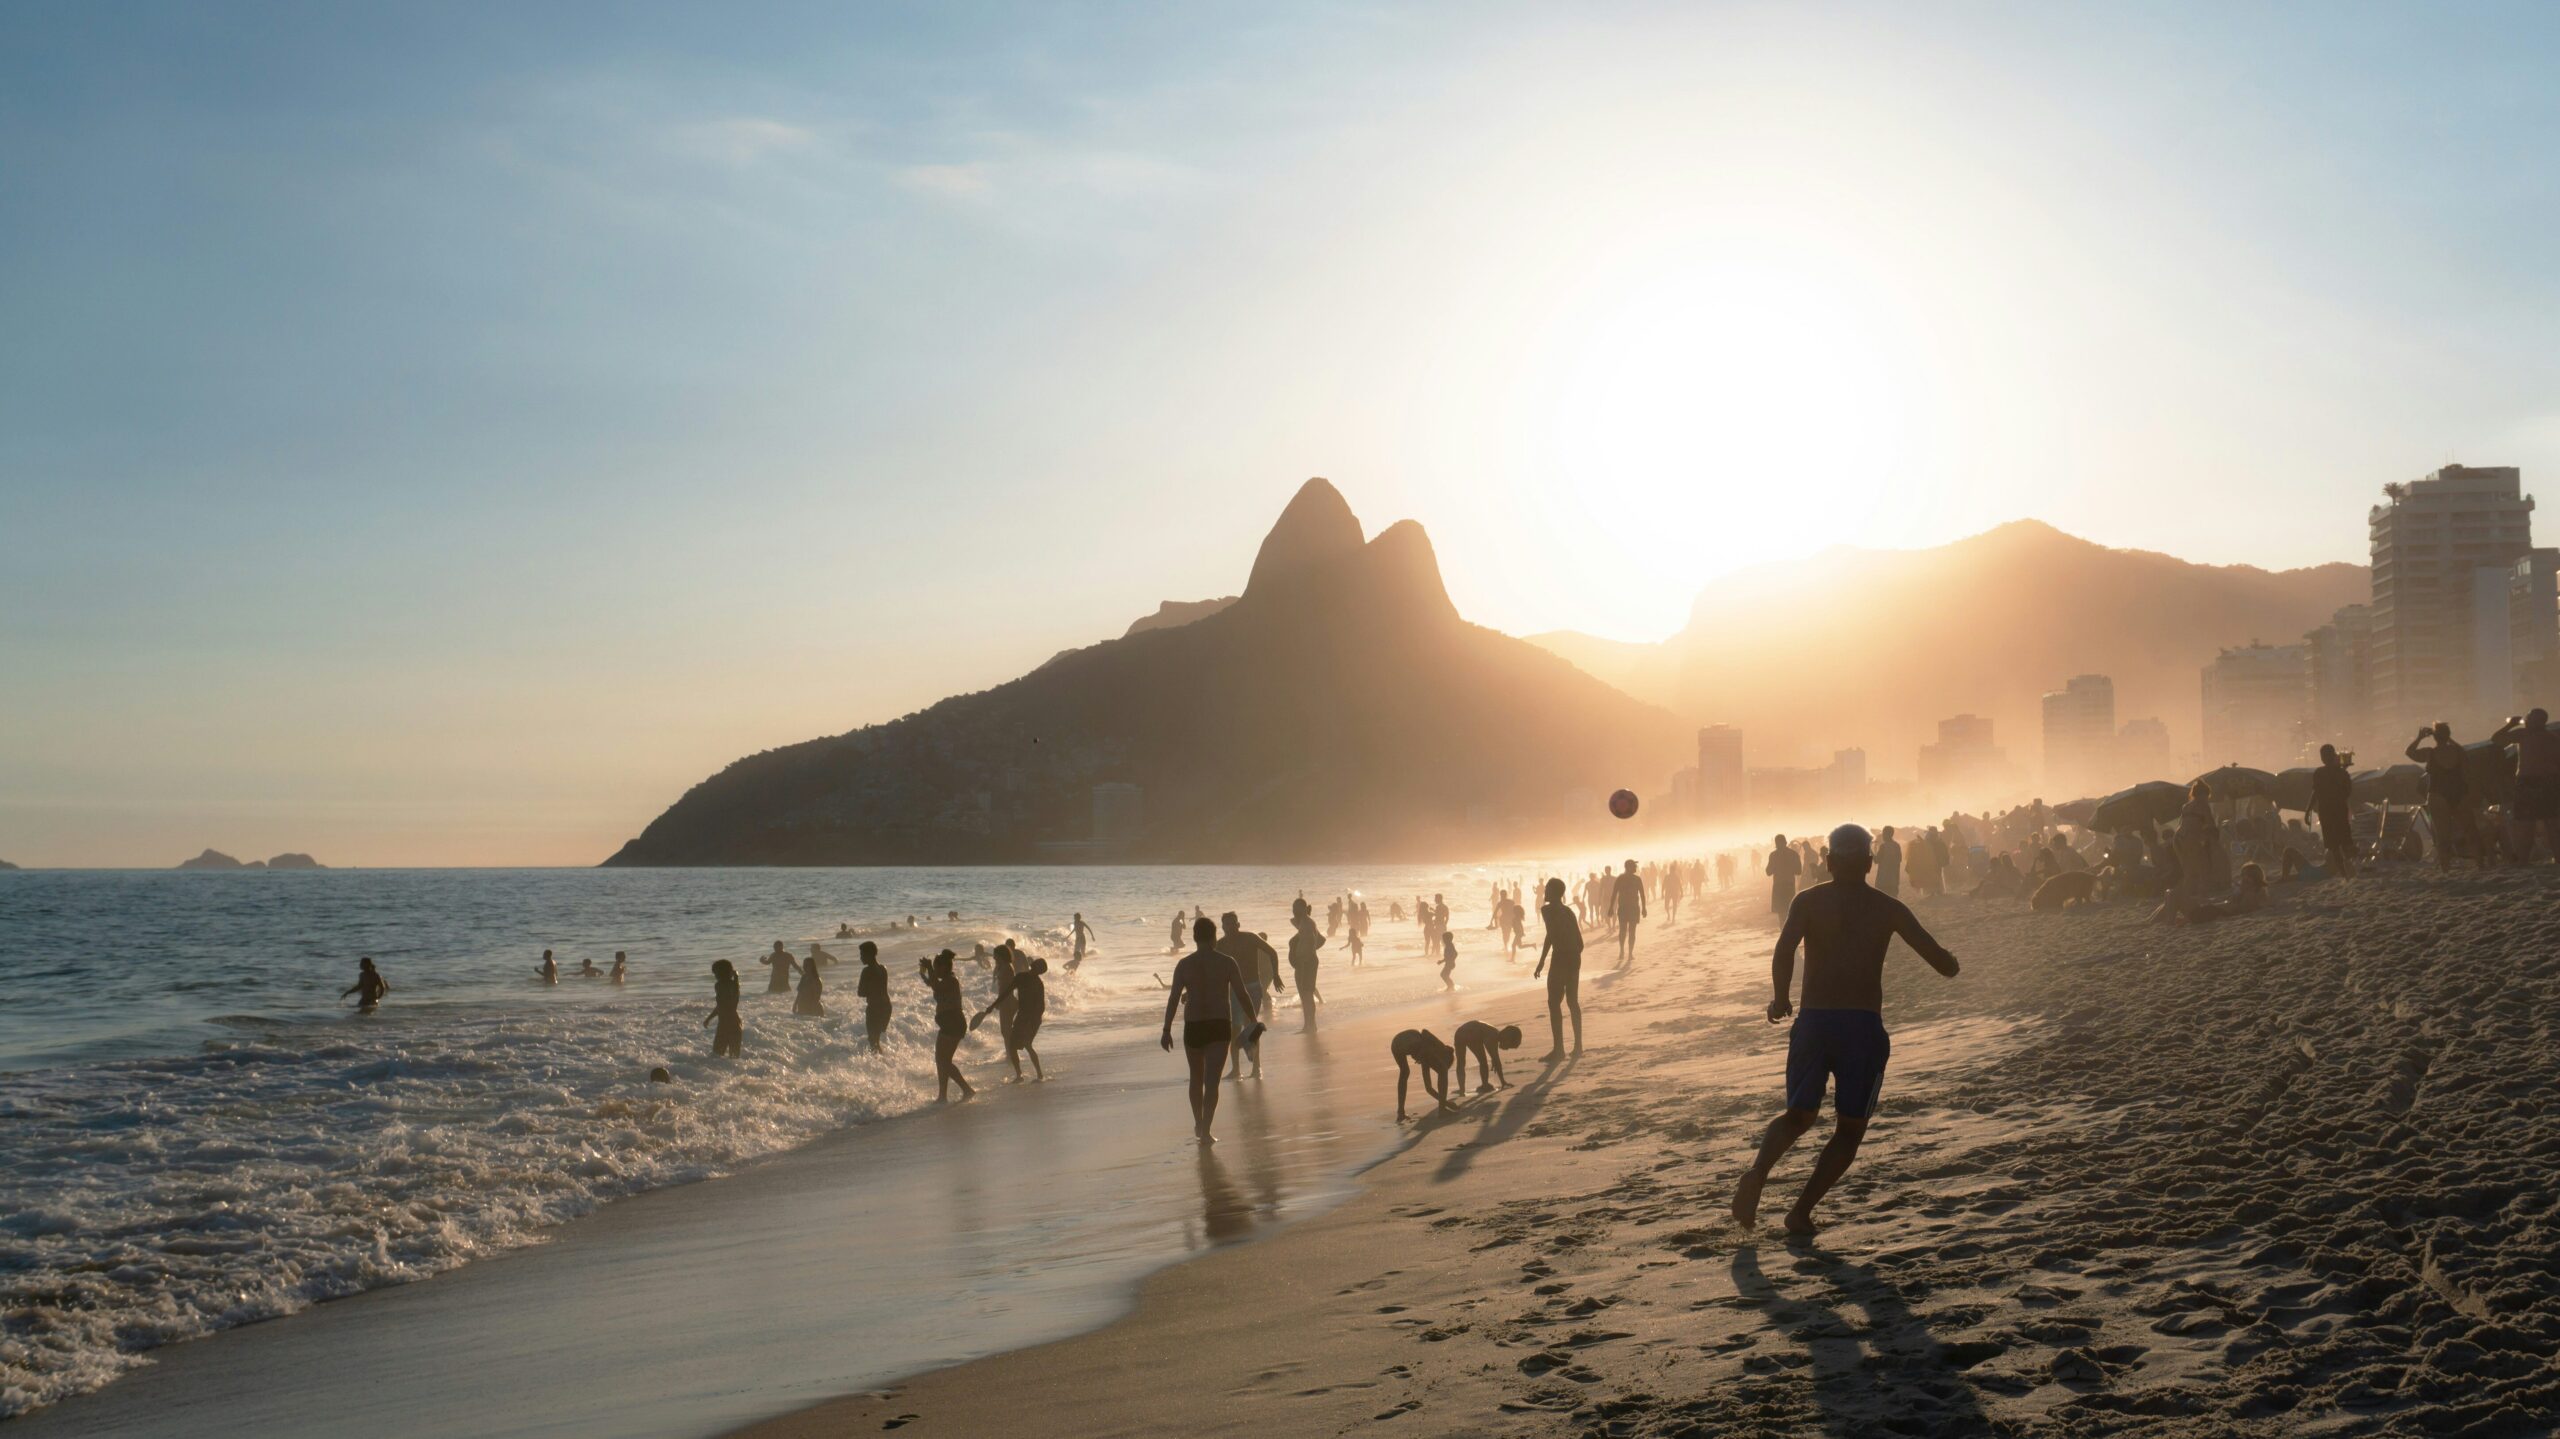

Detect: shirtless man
[1070, 912, 1095, 969]
[1532, 877, 1584, 1059]
[341, 957, 390, 1011]
[1160, 917, 1258, 1142]
[1390, 1028, 1456, 1121]
[2492, 710, 2560, 862]
[1451, 1019, 1522, 1093]
[1734, 824, 1960, 1239]
[1217, 912, 1281, 1080]
[1610, 859, 1647, 968]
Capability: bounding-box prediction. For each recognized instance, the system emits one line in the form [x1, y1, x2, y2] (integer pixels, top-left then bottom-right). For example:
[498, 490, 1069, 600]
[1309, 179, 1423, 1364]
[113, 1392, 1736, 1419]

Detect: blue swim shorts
[1784, 1008, 1891, 1118]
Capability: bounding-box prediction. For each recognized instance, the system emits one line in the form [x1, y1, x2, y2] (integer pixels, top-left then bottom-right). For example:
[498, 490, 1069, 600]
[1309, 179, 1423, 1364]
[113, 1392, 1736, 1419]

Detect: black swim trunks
[1182, 1018, 1233, 1049]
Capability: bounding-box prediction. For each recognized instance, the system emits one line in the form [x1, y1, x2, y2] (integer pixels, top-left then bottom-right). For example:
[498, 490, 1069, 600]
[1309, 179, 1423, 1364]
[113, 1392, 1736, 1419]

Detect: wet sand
[18, 966, 1542, 1439]
[740, 869, 2560, 1438]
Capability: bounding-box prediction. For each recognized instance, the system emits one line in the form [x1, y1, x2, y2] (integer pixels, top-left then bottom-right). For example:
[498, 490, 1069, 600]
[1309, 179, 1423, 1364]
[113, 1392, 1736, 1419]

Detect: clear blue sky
[6, 1, 2559, 864]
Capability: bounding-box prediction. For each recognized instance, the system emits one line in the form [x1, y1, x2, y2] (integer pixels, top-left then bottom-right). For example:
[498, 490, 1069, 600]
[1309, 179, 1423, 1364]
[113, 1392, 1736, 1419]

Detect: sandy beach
[739, 868, 2560, 1438]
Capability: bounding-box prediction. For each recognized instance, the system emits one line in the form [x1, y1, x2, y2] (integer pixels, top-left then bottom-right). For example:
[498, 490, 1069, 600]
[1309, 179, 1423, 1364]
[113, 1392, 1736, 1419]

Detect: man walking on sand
[1610, 859, 1646, 969]
[1734, 823, 1960, 1239]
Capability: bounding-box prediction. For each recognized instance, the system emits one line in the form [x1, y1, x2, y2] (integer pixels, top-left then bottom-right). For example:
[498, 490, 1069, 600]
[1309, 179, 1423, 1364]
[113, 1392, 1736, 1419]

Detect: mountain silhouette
[605, 479, 1693, 865]
[1532, 519, 2366, 784]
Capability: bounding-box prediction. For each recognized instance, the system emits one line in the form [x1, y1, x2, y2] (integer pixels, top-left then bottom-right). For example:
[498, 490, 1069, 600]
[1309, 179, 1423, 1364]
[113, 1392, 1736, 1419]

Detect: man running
[1162, 917, 1258, 1142]
[1733, 824, 1960, 1239]
[1610, 859, 1647, 968]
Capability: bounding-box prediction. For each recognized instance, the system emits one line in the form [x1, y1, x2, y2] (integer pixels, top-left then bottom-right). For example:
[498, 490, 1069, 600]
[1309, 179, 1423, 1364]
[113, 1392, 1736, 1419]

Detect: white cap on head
[1828, 823, 1873, 859]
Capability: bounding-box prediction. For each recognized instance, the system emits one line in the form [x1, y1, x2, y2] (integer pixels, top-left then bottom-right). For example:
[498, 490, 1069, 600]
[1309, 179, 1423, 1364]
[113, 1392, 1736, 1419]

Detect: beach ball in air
[1608, 789, 1639, 819]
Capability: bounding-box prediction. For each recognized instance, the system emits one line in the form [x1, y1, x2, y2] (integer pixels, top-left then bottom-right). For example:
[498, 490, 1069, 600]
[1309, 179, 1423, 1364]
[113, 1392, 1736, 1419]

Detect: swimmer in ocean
[537, 950, 559, 985]
[792, 947, 827, 1016]
[761, 941, 797, 993]
[577, 956, 603, 978]
[341, 956, 390, 1011]
[610, 951, 627, 984]
[704, 959, 743, 1057]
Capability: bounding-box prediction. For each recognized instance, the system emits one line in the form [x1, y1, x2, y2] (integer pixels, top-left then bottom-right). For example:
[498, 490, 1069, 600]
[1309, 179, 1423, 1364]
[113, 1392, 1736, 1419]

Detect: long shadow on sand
[1730, 1243, 1988, 1437]
[1425, 1055, 1576, 1184]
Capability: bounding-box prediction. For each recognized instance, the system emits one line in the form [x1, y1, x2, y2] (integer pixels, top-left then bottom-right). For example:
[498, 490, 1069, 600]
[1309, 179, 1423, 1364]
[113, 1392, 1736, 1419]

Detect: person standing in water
[792, 946, 827, 1016]
[536, 950, 559, 985]
[1439, 930, 1458, 990]
[921, 950, 975, 1103]
[1532, 877, 1584, 1060]
[854, 941, 890, 1051]
[985, 942, 1026, 1083]
[1286, 897, 1325, 1034]
[1070, 912, 1095, 970]
[703, 959, 743, 1057]
[1611, 859, 1647, 969]
[973, 955, 1047, 1082]
[610, 951, 628, 985]
[341, 957, 390, 1011]
[1161, 917, 1257, 1142]
[1734, 824, 1960, 1240]
[1217, 913, 1280, 1081]
[760, 941, 797, 993]
[1766, 836, 1802, 917]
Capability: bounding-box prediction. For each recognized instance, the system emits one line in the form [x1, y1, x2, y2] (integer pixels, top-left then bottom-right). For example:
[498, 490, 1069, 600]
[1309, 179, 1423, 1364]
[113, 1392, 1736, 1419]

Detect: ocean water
[0, 864, 1536, 1419]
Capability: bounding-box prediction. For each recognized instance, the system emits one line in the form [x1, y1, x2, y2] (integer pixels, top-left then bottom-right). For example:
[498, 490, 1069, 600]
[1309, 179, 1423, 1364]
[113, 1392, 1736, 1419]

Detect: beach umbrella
[2272, 768, 2320, 813]
[2354, 765, 2427, 805]
[2088, 780, 2185, 832]
[2052, 796, 2101, 827]
[2192, 764, 2279, 802]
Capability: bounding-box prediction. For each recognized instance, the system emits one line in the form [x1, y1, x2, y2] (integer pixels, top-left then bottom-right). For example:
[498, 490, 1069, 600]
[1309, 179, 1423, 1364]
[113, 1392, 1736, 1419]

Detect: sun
[1531, 254, 1917, 582]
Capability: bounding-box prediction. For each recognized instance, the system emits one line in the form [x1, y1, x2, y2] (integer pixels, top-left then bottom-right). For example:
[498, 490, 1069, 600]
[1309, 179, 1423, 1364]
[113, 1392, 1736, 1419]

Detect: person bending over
[1391, 1028, 1456, 1121]
[1451, 1019, 1522, 1093]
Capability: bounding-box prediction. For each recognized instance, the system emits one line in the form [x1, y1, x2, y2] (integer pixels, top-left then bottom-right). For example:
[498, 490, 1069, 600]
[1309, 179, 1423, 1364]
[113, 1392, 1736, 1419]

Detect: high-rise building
[2370, 465, 2536, 737]
[2201, 643, 2310, 768]
[2119, 717, 2172, 778]
[1696, 725, 1745, 819]
[2039, 674, 2117, 796]
[2305, 604, 2373, 753]
[1917, 714, 2006, 799]
[2511, 550, 2560, 713]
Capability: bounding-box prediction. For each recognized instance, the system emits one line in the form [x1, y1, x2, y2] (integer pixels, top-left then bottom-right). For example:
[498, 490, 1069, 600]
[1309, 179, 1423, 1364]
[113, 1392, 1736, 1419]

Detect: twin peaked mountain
[605, 480, 1692, 864]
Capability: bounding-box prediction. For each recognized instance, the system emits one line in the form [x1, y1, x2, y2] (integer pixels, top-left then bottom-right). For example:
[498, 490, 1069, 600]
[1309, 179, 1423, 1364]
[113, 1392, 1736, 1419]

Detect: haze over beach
[9, 5, 2560, 1438]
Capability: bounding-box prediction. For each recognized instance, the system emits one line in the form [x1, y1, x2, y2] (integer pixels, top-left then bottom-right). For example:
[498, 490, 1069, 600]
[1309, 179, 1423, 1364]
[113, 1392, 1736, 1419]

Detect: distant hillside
[607, 480, 1693, 864]
[1532, 520, 2366, 780]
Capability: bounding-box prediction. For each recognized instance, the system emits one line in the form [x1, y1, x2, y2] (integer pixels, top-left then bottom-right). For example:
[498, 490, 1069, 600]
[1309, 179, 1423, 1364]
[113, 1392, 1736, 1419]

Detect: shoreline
[736, 869, 2560, 1438]
[17, 954, 1552, 1439]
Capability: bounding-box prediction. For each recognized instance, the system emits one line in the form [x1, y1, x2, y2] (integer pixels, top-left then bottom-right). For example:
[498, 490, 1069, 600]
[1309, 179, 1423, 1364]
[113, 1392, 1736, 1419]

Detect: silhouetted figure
[973, 955, 1046, 1081]
[2311, 744, 2359, 876]
[1169, 911, 1186, 953]
[1717, 852, 1737, 891]
[921, 951, 974, 1102]
[2406, 724, 2481, 870]
[1662, 861, 1684, 923]
[792, 948, 826, 1016]
[1162, 917, 1256, 1142]
[1532, 877, 1584, 1060]
[578, 956, 603, 979]
[537, 949, 559, 985]
[1734, 824, 1959, 1239]
[1611, 859, 1646, 968]
[341, 957, 389, 1011]
[1287, 897, 1325, 1033]
[855, 941, 889, 1051]
[704, 959, 742, 1057]
[1070, 912, 1095, 969]
[610, 951, 628, 984]
[1451, 1019, 1521, 1093]
[1217, 913, 1280, 1080]
[1438, 931, 1458, 990]
[1391, 1028, 1455, 1121]
[2493, 710, 2560, 862]
[761, 941, 797, 993]
[1875, 826, 1902, 897]
[1766, 836, 1801, 917]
